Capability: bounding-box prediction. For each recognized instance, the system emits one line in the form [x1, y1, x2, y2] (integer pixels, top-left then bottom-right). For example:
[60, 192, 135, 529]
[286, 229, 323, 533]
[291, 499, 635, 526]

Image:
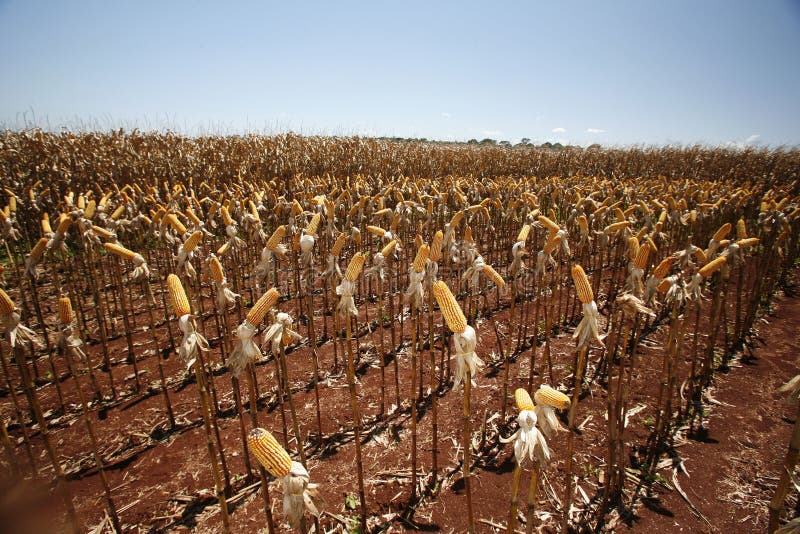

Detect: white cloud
[441, 112, 451, 118]
[745, 134, 760, 144]
[481, 130, 502, 137]
[586, 128, 606, 134]
[552, 127, 566, 133]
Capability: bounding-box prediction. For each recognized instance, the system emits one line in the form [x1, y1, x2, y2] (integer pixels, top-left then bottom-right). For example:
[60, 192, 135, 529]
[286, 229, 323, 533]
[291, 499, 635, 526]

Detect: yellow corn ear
[607, 221, 630, 232]
[183, 231, 203, 253]
[627, 237, 640, 262]
[247, 428, 292, 478]
[694, 248, 708, 266]
[483, 264, 505, 288]
[514, 388, 535, 412]
[538, 215, 560, 232]
[248, 200, 260, 221]
[266, 225, 286, 250]
[412, 244, 430, 273]
[713, 223, 731, 242]
[653, 256, 674, 278]
[535, 384, 571, 409]
[517, 224, 531, 243]
[331, 232, 347, 257]
[209, 256, 225, 283]
[367, 225, 386, 238]
[429, 230, 443, 262]
[344, 252, 366, 282]
[166, 213, 187, 235]
[84, 200, 96, 219]
[448, 211, 464, 228]
[432, 280, 467, 334]
[572, 265, 593, 304]
[543, 234, 562, 255]
[41, 215, 52, 234]
[634, 242, 651, 270]
[614, 207, 626, 222]
[92, 225, 115, 240]
[737, 237, 759, 248]
[377, 240, 395, 258]
[30, 237, 49, 260]
[56, 215, 71, 234]
[110, 205, 125, 221]
[167, 274, 191, 316]
[699, 256, 726, 277]
[58, 297, 73, 324]
[414, 234, 423, 250]
[220, 206, 234, 226]
[185, 208, 201, 226]
[305, 213, 321, 236]
[736, 219, 747, 239]
[247, 287, 280, 325]
[463, 226, 473, 244]
[0, 289, 15, 314]
[104, 242, 136, 260]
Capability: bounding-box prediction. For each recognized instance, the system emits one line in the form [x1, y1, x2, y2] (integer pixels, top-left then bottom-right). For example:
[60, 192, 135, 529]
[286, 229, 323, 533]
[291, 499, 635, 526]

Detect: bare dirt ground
[0, 264, 797, 533]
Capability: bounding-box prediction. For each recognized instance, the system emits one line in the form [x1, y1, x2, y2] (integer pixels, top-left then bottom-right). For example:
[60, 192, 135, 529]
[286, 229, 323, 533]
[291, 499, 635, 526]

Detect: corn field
[0, 130, 798, 533]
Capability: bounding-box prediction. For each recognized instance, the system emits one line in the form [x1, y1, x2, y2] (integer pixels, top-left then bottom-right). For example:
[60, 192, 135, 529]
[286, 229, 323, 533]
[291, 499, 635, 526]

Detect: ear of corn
[247, 428, 292, 478]
[578, 215, 588, 234]
[30, 237, 49, 260]
[0, 289, 15, 314]
[514, 388, 535, 412]
[247, 287, 280, 325]
[694, 247, 708, 266]
[737, 237, 759, 248]
[463, 226, 474, 244]
[41, 216, 52, 234]
[713, 222, 731, 242]
[736, 218, 747, 239]
[607, 220, 630, 232]
[56, 215, 71, 234]
[543, 234, 562, 255]
[266, 225, 286, 250]
[572, 265, 593, 303]
[517, 224, 531, 243]
[367, 225, 386, 238]
[699, 256, 726, 277]
[627, 237, 640, 261]
[331, 232, 347, 256]
[535, 384, 571, 409]
[84, 200, 96, 219]
[166, 213, 187, 235]
[209, 256, 225, 283]
[58, 297, 73, 324]
[183, 231, 203, 253]
[221, 206, 234, 226]
[483, 264, 506, 288]
[305, 213, 321, 236]
[167, 274, 191, 316]
[538, 215, 560, 232]
[653, 256, 674, 278]
[657, 277, 673, 294]
[433, 280, 467, 333]
[634, 242, 651, 269]
[412, 244, 430, 273]
[104, 242, 136, 260]
[344, 252, 366, 282]
[449, 211, 464, 228]
[429, 230, 443, 262]
[381, 239, 397, 257]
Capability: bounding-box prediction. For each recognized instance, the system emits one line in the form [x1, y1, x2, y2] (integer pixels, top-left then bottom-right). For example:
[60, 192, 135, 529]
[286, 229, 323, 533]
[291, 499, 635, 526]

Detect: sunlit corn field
[0, 130, 798, 533]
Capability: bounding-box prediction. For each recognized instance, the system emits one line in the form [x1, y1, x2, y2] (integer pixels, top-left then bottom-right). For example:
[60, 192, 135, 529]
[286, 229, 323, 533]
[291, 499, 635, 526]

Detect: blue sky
[1, 0, 798, 147]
